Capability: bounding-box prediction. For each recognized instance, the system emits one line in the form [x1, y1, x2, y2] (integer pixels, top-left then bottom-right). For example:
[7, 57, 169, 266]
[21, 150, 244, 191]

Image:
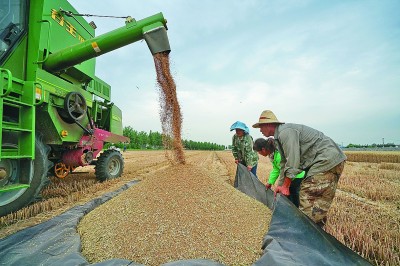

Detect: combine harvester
[0, 0, 170, 217]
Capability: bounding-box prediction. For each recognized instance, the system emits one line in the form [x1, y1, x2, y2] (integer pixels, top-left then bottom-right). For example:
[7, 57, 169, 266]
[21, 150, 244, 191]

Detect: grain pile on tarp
[78, 163, 272, 265]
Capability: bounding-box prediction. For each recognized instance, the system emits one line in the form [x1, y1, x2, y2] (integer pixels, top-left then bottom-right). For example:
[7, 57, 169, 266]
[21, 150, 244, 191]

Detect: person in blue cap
[230, 121, 259, 177]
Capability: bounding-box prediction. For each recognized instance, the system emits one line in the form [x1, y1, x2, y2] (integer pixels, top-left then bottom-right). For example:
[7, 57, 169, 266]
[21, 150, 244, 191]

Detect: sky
[68, 0, 400, 147]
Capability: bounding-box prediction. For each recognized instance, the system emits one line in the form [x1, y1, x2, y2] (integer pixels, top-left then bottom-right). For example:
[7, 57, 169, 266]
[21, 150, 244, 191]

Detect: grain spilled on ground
[78, 163, 271, 265]
[154, 52, 185, 164]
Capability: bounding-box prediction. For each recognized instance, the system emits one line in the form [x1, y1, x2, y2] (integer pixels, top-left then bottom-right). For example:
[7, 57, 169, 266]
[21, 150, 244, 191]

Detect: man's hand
[265, 183, 272, 190]
[247, 166, 252, 171]
[274, 177, 291, 196]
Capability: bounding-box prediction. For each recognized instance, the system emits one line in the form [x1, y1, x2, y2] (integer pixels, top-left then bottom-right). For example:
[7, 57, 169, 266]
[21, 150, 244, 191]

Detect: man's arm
[276, 128, 301, 185]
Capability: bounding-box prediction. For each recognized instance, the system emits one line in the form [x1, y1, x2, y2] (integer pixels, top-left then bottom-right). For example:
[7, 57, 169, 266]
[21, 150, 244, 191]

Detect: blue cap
[230, 121, 249, 134]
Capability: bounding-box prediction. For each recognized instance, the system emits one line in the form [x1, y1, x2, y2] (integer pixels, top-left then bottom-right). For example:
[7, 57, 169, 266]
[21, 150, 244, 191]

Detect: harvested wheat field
[1, 150, 399, 266]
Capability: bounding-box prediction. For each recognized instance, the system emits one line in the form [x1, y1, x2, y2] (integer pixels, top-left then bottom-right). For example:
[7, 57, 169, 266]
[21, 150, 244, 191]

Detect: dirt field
[1, 150, 399, 265]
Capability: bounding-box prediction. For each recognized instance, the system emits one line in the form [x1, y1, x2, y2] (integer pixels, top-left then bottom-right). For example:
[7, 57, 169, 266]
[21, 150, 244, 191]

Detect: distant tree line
[346, 143, 397, 148]
[119, 126, 226, 150]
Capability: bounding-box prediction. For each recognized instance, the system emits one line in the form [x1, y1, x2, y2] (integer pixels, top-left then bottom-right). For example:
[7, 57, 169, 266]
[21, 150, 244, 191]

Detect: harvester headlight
[61, 130, 68, 138]
[35, 87, 42, 100]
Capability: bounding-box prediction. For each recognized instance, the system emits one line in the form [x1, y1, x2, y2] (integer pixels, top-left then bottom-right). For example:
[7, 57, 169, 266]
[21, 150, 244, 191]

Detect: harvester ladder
[0, 68, 35, 160]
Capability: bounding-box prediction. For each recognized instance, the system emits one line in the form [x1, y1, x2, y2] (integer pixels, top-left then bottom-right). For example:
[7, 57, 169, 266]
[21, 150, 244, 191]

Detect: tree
[123, 127, 225, 151]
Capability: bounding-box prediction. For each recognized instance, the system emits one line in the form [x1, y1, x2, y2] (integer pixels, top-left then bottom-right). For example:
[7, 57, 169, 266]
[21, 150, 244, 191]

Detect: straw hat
[252, 110, 284, 128]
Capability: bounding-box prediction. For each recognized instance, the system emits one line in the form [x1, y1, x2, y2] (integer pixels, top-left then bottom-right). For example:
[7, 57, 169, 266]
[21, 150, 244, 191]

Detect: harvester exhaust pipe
[143, 25, 171, 55]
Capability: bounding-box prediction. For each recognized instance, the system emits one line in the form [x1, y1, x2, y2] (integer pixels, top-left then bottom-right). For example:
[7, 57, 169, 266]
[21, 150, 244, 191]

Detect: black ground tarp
[0, 180, 143, 266]
[0, 165, 372, 266]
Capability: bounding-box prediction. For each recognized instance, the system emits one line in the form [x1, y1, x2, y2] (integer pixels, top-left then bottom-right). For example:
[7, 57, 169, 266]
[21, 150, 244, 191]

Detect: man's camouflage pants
[299, 161, 345, 225]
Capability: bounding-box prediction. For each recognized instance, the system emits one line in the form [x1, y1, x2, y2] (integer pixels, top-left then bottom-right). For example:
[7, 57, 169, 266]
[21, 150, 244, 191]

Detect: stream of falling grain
[153, 52, 185, 164]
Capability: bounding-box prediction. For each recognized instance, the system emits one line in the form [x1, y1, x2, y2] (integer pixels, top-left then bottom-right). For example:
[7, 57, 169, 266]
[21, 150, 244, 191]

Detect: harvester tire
[0, 135, 52, 217]
[95, 150, 124, 182]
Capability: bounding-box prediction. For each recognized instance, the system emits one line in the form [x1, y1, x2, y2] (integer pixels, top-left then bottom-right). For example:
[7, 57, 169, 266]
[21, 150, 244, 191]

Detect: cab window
[0, 0, 27, 63]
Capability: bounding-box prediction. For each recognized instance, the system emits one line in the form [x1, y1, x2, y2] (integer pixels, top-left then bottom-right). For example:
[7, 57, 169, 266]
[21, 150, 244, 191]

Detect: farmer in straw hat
[253, 110, 346, 228]
[230, 121, 259, 178]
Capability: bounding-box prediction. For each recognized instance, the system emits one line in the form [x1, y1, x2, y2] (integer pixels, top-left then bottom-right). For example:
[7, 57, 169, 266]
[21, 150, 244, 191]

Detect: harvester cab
[0, 0, 170, 216]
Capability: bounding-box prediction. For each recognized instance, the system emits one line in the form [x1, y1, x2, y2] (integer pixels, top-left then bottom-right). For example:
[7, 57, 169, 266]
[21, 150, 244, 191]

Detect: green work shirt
[232, 133, 259, 168]
[274, 123, 347, 186]
[268, 151, 305, 185]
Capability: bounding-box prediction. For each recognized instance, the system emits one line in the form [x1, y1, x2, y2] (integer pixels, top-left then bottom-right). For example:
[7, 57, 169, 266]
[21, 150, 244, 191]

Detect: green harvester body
[0, 0, 170, 216]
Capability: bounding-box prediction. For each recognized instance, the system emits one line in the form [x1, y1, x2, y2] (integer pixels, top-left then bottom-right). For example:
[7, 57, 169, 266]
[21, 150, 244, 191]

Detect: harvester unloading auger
[0, 0, 170, 217]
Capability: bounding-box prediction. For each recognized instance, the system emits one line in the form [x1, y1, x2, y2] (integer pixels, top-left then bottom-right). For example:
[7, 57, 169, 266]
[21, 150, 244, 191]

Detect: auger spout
[43, 12, 170, 73]
[143, 23, 171, 55]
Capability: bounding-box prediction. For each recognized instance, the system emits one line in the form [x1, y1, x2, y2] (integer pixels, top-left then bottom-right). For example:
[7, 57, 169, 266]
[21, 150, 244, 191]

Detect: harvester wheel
[0, 135, 52, 217]
[53, 162, 75, 179]
[95, 150, 124, 182]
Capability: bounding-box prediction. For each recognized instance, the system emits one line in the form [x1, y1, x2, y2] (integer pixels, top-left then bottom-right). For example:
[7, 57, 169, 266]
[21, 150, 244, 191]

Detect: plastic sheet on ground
[0, 180, 143, 266]
[0, 180, 224, 266]
[0, 166, 371, 266]
[234, 163, 371, 266]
